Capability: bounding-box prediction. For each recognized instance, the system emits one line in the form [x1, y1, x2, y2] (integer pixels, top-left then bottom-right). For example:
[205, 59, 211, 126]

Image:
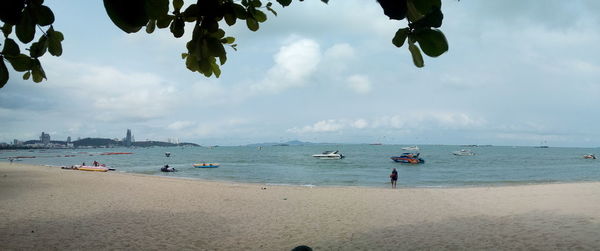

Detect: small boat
[161, 165, 177, 172]
[165, 152, 171, 157]
[583, 154, 596, 159]
[312, 150, 344, 159]
[452, 149, 475, 156]
[73, 165, 109, 172]
[193, 163, 220, 168]
[401, 146, 420, 151]
[391, 153, 425, 164]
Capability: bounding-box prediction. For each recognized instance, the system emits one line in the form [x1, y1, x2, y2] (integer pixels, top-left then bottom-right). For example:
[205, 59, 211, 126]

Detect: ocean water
[1, 145, 599, 188]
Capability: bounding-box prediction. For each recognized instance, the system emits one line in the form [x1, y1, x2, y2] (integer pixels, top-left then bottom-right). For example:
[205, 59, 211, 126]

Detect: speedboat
[401, 146, 420, 151]
[391, 153, 424, 164]
[452, 149, 475, 156]
[583, 154, 596, 159]
[165, 152, 171, 157]
[193, 163, 220, 168]
[312, 150, 344, 159]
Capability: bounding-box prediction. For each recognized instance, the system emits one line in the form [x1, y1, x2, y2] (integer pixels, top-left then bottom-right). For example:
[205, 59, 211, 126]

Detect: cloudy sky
[2, 0, 600, 147]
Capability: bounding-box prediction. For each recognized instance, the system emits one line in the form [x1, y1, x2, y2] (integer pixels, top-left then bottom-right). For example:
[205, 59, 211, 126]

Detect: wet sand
[1, 162, 600, 250]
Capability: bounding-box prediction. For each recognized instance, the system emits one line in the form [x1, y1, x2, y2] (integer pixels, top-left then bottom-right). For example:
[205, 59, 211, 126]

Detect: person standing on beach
[390, 168, 398, 188]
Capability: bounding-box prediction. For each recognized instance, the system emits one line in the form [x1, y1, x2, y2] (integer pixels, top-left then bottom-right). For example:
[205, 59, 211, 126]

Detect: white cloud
[290, 112, 486, 134]
[346, 74, 372, 94]
[250, 38, 321, 93]
[45, 59, 177, 121]
[168, 121, 196, 130]
[288, 119, 345, 133]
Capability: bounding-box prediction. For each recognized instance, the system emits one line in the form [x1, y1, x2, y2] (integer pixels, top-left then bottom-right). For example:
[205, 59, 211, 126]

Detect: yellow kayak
[76, 165, 109, 172]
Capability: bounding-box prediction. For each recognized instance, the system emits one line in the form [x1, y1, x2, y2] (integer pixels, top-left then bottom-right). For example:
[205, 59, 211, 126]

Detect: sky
[2, 0, 600, 147]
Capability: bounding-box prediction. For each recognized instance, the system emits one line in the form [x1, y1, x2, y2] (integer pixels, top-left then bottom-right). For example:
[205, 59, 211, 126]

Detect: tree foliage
[0, 0, 448, 88]
[0, 0, 63, 88]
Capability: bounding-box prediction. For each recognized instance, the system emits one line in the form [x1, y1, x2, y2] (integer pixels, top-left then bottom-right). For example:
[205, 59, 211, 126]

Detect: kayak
[76, 165, 109, 172]
[193, 163, 220, 168]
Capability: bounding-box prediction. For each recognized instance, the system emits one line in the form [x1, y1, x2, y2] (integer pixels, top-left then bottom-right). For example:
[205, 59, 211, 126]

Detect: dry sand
[1, 162, 600, 250]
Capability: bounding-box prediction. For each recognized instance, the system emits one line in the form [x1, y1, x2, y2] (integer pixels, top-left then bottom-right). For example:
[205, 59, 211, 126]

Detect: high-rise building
[124, 129, 133, 147]
[40, 132, 50, 145]
[67, 136, 71, 143]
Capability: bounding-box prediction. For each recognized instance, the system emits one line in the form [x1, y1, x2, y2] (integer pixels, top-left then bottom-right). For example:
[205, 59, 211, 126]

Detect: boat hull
[390, 157, 425, 164]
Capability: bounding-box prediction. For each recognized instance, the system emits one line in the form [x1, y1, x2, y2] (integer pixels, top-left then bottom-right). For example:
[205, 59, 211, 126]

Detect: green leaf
[411, 0, 441, 15]
[181, 53, 188, 59]
[146, 19, 156, 33]
[198, 58, 212, 77]
[2, 38, 20, 56]
[156, 15, 173, 28]
[224, 13, 236, 26]
[103, 0, 148, 33]
[173, 0, 184, 11]
[232, 4, 248, 20]
[392, 28, 409, 48]
[221, 36, 235, 44]
[408, 42, 424, 68]
[0, 57, 8, 88]
[144, 0, 169, 20]
[406, 0, 423, 22]
[15, 9, 36, 43]
[183, 4, 198, 19]
[250, 0, 262, 8]
[35, 5, 55, 26]
[1, 23, 13, 37]
[246, 18, 259, 31]
[31, 59, 46, 83]
[207, 39, 225, 57]
[185, 54, 199, 71]
[30, 35, 48, 58]
[415, 29, 448, 57]
[48, 28, 64, 56]
[23, 71, 31, 80]
[412, 7, 443, 28]
[170, 17, 185, 38]
[211, 61, 221, 78]
[7, 54, 33, 72]
[253, 9, 267, 23]
[219, 54, 227, 65]
[277, 0, 292, 7]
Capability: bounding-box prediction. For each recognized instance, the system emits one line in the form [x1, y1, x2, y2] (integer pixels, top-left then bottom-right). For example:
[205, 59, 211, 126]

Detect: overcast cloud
[1, 0, 600, 147]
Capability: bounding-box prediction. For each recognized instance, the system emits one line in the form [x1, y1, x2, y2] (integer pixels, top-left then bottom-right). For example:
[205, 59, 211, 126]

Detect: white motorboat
[312, 150, 344, 159]
[401, 146, 420, 151]
[452, 149, 475, 156]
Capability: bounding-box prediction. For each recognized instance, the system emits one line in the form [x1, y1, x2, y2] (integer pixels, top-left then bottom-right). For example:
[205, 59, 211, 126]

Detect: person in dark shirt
[390, 168, 398, 188]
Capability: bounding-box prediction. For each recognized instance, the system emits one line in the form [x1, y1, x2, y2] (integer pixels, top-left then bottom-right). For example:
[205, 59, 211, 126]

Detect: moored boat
[193, 163, 220, 168]
[391, 153, 425, 164]
[583, 154, 596, 159]
[401, 146, 420, 151]
[452, 149, 475, 156]
[312, 150, 344, 159]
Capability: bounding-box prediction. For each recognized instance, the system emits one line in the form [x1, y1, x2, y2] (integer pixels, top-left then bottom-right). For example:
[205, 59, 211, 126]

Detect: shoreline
[2, 163, 600, 250]
[13, 161, 600, 190]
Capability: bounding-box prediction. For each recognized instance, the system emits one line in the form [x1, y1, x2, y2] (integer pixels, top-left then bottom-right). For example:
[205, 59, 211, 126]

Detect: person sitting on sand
[390, 168, 398, 188]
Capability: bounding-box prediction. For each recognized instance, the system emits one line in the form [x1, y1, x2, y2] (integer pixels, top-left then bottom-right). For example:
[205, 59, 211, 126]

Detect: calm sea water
[2, 145, 599, 188]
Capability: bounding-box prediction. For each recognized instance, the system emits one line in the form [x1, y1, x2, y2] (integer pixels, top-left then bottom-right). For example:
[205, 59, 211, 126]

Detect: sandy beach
[1, 163, 600, 250]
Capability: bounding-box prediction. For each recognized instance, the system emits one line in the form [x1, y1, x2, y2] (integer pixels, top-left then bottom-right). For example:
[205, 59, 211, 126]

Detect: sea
[1, 144, 599, 188]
